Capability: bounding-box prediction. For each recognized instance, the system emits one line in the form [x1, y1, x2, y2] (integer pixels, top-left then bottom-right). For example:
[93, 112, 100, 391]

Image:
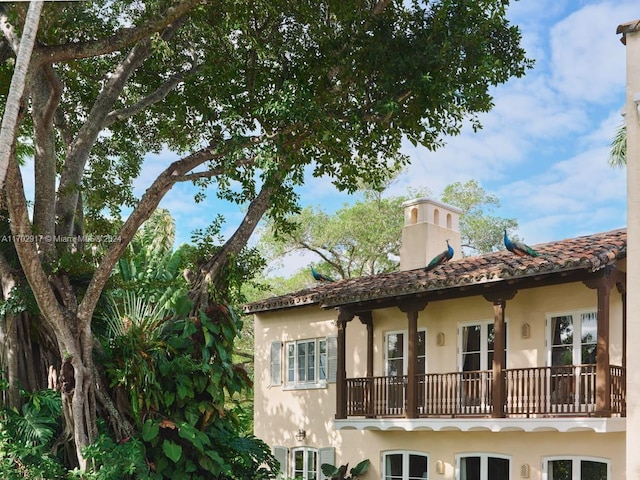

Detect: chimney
[399, 198, 462, 271]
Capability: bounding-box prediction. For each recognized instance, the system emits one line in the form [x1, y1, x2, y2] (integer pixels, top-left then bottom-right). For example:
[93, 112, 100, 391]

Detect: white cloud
[549, 1, 638, 103]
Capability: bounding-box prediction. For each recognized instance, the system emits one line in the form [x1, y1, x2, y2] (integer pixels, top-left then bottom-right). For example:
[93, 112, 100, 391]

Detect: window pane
[288, 344, 296, 382]
[408, 454, 428, 480]
[294, 450, 304, 477]
[387, 333, 404, 376]
[308, 341, 315, 382]
[581, 312, 597, 364]
[581, 460, 607, 480]
[551, 316, 574, 346]
[384, 453, 403, 480]
[462, 352, 481, 371]
[488, 457, 510, 480]
[307, 451, 317, 480]
[298, 343, 308, 382]
[548, 459, 571, 480]
[460, 456, 480, 480]
[319, 340, 327, 380]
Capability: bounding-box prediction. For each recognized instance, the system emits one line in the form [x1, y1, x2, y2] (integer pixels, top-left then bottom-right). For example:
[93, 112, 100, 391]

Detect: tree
[441, 179, 518, 255]
[0, 0, 531, 471]
[256, 180, 516, 290]
[260, 190, 423, 279]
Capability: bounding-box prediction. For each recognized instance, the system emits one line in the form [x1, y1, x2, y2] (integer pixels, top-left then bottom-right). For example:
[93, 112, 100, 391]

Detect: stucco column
[619, 19, 640, 479]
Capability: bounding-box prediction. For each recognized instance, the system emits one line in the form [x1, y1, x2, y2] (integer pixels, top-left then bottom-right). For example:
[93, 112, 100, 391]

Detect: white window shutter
[326, 336, 338, 383]
[270, 341, 283, 386]
[273, 446, 288, 479]
[319, 447, 336, 479]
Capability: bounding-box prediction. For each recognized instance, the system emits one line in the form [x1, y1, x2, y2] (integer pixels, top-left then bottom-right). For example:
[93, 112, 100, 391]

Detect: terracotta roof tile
[245, 228, 626, 313]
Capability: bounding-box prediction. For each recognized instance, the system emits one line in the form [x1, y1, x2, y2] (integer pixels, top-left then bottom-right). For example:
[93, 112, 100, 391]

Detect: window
[543, 456, 609, 480]
[286, 338, 327, 386]
[547, 310, 597, 367]
[383, 451, 429, 480]
[458, 321, 508, 372]
[456, 454, 510, 480]
[292, 448, 318, 480]
[385, 330, 427, 376]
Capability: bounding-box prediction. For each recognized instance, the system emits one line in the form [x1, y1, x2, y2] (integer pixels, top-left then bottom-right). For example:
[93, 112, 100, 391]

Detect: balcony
[343, 365, 626, 419]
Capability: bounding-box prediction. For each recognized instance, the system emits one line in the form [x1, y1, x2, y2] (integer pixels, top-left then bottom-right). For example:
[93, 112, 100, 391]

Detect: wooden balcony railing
[344, 365, 625, 418]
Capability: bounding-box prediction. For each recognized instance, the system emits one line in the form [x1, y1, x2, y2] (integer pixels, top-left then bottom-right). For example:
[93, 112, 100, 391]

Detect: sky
[136, 0, 635, 274]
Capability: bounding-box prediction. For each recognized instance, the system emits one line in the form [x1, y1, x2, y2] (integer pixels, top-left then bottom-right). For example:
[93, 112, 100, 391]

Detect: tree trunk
[0, 1, 43, 187]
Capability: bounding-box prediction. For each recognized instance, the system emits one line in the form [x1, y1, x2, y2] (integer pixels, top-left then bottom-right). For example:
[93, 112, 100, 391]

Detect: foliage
[100, 301, 277, 479]
[441, 180, 518, 256]
[321, 459, 370, 480]
[68, 434, 150, 480]
[0, 389, 66, 479]
[609, 122, 626, 168]
[253, 179, 517, 299]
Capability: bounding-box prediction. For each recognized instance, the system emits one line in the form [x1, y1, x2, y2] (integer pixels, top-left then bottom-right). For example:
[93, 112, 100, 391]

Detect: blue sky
[135, 0, 635, 273]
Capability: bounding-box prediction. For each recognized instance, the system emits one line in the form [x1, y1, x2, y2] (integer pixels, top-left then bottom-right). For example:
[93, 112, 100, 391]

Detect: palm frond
[609, 122, 626, 168]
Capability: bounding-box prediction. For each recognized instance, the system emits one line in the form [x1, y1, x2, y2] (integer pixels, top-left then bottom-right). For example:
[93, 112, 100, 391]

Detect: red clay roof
[245, 228, 626, 313]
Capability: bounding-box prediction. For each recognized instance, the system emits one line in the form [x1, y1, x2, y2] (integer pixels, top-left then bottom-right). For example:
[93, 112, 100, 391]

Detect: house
[246, 198, 627, 480]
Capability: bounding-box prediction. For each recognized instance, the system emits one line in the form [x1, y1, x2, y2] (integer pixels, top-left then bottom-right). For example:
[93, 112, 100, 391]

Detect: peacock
[311, 266, 334, 282]
[425, 240, 454, 272]
[503, 229, 539, 257]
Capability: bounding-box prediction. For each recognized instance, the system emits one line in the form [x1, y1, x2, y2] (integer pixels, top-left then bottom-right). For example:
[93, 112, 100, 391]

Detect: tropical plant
[609, 123, 627, 168]
[321, 459, 370, 480]
[0, 389, 66, 479]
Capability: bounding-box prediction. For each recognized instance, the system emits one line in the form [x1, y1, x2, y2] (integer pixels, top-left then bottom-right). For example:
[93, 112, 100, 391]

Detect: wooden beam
[584, 270, 617, 416]
[491, 299, 507, 418]
[335, 308, 354, 419]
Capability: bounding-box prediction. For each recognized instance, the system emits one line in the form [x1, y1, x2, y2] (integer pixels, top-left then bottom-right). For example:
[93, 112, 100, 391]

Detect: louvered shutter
[270, 341, 283, 386]
[319, 447, 336, 479]
[326, 336, 338, 383]
[273, 446, 288, 479]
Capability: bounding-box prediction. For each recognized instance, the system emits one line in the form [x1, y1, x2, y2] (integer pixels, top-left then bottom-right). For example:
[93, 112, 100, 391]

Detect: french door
[458, 322, 507, 411]
[547, 311, 597, 409]
[385, 330, 426, 414]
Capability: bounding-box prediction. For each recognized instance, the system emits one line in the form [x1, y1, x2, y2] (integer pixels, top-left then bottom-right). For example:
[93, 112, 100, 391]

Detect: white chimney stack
[399, 198, 463, 271]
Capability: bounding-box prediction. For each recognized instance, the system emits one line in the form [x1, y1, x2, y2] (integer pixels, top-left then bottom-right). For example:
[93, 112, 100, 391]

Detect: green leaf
[162, 440, 183, 463]
[351, 459, 371, 476]
[142, 420, 159, 442]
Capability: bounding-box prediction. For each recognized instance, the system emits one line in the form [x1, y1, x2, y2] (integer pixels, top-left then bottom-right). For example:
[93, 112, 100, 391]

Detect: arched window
[383, 451, 429, 480]
[433, 208, 440, 226]
[410, 207, 418, 224]
[446, 213, 452, 229]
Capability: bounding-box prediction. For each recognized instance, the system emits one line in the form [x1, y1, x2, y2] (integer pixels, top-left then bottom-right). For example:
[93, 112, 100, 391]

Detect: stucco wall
[253, 278, 626, 479]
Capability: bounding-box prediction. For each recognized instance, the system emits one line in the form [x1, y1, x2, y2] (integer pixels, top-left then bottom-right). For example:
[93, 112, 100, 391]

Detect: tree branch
[56, 21, 184, 237]
[104, 66, 199, 127]
[35, 0, 201, 64]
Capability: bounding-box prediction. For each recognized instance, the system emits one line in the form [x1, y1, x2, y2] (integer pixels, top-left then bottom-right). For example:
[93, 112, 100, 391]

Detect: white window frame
[546, 309, 598, 367]
[384, 329, 427, 376]
[382, 450, 430, 480]
[291, 447, 319, 480]
[541, 455, 611, 480]
[457, 320, 509, 371]
[455, 453, 511, 480]
[284, 338, 328, 389]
